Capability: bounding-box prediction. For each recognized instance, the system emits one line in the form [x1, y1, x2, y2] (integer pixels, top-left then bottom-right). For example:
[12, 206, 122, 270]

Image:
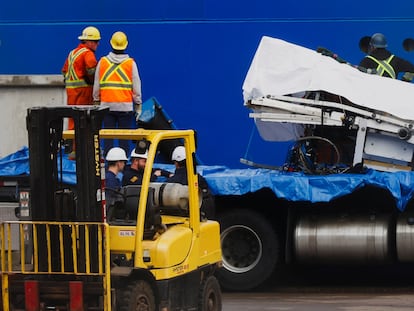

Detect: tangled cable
[284, 136, 350, 175]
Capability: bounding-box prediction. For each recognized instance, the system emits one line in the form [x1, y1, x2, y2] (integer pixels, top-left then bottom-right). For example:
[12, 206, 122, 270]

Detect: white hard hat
[106, 147, 128, 161]
[131, 148, 148, 159]
[172, 146, 186, 162]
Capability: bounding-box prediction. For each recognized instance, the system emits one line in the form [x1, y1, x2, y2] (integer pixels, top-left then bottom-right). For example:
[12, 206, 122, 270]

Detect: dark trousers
[102, 111, 135, 156]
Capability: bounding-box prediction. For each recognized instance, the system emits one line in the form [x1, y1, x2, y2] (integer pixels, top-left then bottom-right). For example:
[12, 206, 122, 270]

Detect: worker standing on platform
[359, 33, 414, 81]
[62, 26, 101, 129]
[93, 31, 142, 157]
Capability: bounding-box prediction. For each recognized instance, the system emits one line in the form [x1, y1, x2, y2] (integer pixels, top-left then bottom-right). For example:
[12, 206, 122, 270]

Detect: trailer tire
[118, 280, 156, 311]
[216, 208, 279, 291]
[198, 275, 222, 311]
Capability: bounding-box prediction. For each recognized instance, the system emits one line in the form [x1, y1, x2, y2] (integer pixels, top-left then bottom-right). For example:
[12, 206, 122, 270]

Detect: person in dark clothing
[167, 146, 216, 219]
[105, 147, 128, 206]
[359, 33, 414, 81]
[167, 146, 188, 185]
[122, 148, 172, 186]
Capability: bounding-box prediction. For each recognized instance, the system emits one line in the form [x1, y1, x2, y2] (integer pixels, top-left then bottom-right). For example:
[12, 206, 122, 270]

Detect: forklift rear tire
[118, 279, 156, 311]
[198, 275, 222, 311]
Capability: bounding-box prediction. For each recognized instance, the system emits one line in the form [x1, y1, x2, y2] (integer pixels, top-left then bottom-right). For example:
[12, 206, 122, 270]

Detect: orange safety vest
[99, 57, 134, 103]
[64, 47, 92, 88]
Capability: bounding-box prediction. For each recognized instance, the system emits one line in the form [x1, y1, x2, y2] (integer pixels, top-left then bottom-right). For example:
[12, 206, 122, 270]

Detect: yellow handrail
[0, 221, 112, 310]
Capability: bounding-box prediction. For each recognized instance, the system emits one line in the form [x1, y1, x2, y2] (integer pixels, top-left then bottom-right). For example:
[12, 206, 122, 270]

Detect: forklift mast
[26, 106, 108, 222]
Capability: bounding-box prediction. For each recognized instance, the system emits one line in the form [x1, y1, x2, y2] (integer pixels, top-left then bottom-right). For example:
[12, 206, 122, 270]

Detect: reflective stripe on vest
[366, 55, 396, 79]
[99, 57, 133, 103]
[65, 47, 90, 88]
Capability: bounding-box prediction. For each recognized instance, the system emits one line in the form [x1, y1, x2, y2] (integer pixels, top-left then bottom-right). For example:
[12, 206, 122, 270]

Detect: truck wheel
[199, 275, 222, 311]
[216, 209, 279, 291]
[118, 280, 156, 311]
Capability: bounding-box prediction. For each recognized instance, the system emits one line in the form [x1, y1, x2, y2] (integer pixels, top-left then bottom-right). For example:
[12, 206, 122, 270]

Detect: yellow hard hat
[110, 31, 128, 50]
[78, 26, 101, 41]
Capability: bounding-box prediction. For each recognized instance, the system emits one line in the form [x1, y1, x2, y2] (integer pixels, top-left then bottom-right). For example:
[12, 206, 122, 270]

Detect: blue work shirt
[106, 170, 122, 206]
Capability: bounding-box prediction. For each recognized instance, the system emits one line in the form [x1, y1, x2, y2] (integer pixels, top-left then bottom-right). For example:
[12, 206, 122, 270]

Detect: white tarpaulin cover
[243, 36, 414, 121]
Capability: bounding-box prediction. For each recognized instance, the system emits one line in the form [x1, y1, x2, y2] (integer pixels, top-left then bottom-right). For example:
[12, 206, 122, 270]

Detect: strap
[65, 48, 88, 81]
[64, 48, 90, 87]
[366, 55, 396, 79]
[101, 57, 132, 84]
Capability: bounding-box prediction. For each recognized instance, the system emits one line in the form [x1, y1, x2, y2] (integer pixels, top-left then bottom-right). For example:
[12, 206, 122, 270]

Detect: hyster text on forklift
[0, 106, 222, 310]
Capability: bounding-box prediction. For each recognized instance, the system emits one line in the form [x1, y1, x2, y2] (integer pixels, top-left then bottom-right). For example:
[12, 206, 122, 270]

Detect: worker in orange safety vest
[93, 31, 142, 157]
[62, 26, 101, 130]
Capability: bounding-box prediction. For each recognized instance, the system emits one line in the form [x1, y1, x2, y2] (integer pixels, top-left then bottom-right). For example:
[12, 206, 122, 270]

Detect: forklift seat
[122, 185, 161, 238]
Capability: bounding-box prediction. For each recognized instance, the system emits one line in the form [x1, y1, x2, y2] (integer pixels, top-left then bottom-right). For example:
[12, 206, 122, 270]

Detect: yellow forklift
[0, 106, 222, 310]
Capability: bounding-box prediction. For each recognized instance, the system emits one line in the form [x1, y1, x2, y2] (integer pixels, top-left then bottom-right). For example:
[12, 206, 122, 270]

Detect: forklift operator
[105, 147, 128, 205]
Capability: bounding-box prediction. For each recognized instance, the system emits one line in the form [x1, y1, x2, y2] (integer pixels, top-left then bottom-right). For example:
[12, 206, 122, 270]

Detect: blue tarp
[202, 167, 414, 211]
[0, 147, 77, 185]
[0, 147, 30, 176]
[2, 147, 414, 211]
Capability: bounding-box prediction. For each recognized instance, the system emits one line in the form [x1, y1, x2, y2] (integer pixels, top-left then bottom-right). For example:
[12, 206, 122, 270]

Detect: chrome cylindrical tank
[294, 214, 392, 264]
[396, 214, 414, 262]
